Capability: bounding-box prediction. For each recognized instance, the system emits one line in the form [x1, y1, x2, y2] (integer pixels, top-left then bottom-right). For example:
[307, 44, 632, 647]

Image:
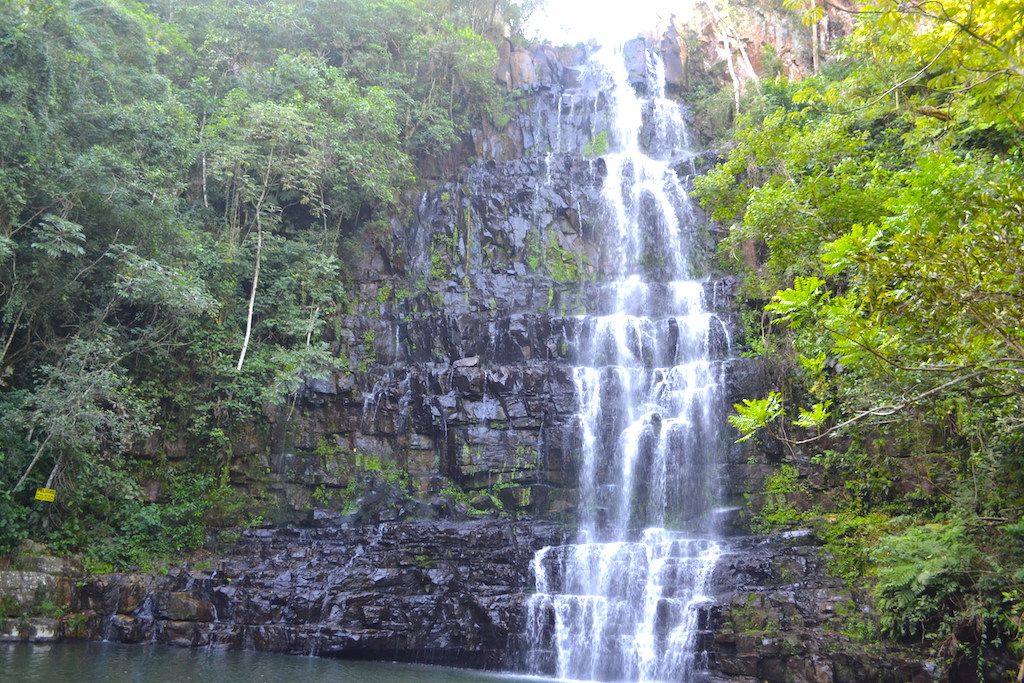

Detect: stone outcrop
[702, 532, 938, 683]
[656, 0, 857, 88]
[0, 542, 81, 643]
[70, 520, 563, 669]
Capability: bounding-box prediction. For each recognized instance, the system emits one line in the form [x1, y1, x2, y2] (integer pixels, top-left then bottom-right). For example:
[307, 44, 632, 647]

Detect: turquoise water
[1, 642, 543, 682]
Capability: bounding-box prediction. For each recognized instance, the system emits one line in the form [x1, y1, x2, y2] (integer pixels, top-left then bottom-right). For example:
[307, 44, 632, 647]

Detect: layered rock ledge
[67, 519, 564, 670]
[702, 531, 938, 683]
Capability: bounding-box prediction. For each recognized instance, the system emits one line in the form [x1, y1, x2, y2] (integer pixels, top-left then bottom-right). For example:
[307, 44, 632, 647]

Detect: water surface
[1, 642, 543, 683]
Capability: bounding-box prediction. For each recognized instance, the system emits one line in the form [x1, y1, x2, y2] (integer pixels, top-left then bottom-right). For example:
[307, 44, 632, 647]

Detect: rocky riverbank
[1, 520, 939, 682]
[704, 531, 938, 683]
[4, 521, 563, 670]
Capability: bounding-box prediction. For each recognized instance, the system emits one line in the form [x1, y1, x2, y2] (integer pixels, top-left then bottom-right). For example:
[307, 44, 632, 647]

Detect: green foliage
[545, 239, 588, 283]
[817, 510, 891, 584]
[440, 478, 522, 517]
[750, 464, 807, 533]
[811, 442, 894, 506]
[872, 523, 976, 641]
[582, 131, 609, 158]
[312, 484, 333, 506]
[698, 1, 1024, 666]
[441, 481, 474, 502]
[765, 277, 825, 326]
[44, 470, 254, 571]
[309, 441, 415, 513]
[782, 0, 824, 25]
[0, 0, 515, 563]
[738, 307, 775, 358]
[729, 392, 784, 442]
[430, 233, 454, 280]
[525, 230, 542, 271]
[728, 593, 781, 636]
[793, 401, 830, 429]
[65, 612, 89, 632]
[412, 553, 434, 569]
[354, 451, 413, 489]
[0, 492, 29, 556]
[0, 595, 19, 617]
[829, 599, 877, 643]
[524, 229, 589, 282]
[37, 599, 66, 619]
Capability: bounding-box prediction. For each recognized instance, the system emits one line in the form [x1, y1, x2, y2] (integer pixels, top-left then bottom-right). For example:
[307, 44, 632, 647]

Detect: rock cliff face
[0, 542, 78, 644]
[231, 39, 748, 524]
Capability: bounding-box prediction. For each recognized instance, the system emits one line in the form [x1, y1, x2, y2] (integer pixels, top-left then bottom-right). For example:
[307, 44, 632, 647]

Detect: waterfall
[526, 40, 730, 682]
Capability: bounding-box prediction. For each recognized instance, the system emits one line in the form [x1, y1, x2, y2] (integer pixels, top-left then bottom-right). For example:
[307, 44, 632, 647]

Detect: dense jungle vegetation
[0, 0, 528, 568]
[694, 0, 1024, 676]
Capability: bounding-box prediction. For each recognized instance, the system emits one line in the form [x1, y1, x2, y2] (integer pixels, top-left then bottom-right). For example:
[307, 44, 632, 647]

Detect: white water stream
[526, 41, 730, 682]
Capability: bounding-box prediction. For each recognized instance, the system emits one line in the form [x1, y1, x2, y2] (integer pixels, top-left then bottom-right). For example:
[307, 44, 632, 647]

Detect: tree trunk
[705, 0, 758, 114]
[236, 219, 263, 371]
[1, 303, 24, 368]
[199, 111, 209, 208]
[11, 433, 53, 494]
[44, 454, 62, 489]
[811, 3, 820, 74]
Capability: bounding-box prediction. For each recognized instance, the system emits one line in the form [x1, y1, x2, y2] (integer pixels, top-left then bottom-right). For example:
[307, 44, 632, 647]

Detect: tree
[0, 0, 523, 566]
[694, 0, 1024, 671]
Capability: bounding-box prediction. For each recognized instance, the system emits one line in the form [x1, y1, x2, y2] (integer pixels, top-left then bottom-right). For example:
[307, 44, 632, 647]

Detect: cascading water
[526, 40, 731, 682]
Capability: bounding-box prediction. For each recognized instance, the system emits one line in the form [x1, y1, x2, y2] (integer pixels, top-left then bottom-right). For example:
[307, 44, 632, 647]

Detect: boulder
[161, 592, 214, 622]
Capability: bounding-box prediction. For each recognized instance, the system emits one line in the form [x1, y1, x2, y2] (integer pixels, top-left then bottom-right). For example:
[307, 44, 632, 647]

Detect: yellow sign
[34, 487, 56, 503]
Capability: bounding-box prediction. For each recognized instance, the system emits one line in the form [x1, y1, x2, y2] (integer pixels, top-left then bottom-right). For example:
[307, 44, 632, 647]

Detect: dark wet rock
[161, 592, 214, 622]
[70, 520, 566, 669]
[701, 532, 939, 682]
[623, 37, 650, 90]
[660, 20, 690, 89]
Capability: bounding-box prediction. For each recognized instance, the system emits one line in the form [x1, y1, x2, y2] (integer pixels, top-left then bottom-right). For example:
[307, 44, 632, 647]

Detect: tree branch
[779, 369, 988, 445]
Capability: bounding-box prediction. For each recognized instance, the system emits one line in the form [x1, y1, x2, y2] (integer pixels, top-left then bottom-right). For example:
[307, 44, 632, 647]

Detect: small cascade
[309, 525, 384, 656]
[526, 40, 731, 682]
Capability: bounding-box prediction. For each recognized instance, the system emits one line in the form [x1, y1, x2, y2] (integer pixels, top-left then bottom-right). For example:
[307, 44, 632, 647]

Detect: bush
[816, 510, 890, 584]
[0, 491, 29, 556]
[750, 464, 807, 533]
[872, 522, 975, 641]
[42, 468, 253, 572]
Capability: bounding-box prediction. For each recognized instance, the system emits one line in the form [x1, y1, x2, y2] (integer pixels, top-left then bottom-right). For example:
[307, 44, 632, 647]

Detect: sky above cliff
[527, 0, 695, 43]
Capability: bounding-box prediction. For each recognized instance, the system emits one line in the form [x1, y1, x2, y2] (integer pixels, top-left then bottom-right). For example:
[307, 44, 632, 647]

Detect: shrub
[0, 491, 28, 556]
[817, 511, 890, 584]
[872, 522, 975, 641]
[750, 464, 807, 533]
